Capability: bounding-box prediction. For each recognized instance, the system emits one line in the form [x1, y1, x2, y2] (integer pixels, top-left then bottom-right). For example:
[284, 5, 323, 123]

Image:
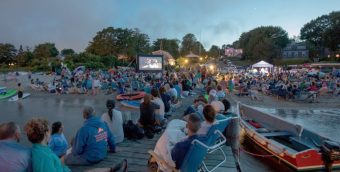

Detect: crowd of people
[2, 64, 340, 171]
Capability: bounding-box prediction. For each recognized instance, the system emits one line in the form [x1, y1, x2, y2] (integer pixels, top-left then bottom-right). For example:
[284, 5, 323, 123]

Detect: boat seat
[269, 139, 298, 155]
[261, 131, 293, 138]
[289, 137, 315, 150]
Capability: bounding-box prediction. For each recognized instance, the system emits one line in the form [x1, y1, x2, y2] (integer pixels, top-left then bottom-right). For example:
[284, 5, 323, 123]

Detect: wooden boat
[239, 103, 340, 171]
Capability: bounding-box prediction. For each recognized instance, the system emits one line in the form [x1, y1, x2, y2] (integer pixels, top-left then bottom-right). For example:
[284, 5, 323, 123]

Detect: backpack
[123, 120, 144, 140]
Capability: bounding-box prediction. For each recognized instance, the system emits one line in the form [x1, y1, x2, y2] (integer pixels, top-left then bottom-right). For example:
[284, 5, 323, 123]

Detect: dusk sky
[1, 0, 339, 52]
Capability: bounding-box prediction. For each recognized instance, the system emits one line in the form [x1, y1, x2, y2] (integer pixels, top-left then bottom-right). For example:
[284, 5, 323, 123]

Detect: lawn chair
[148, 117, 231, 172]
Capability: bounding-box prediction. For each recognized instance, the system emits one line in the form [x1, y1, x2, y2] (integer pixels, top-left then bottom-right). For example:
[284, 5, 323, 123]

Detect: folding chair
[149, 117, 232, 172]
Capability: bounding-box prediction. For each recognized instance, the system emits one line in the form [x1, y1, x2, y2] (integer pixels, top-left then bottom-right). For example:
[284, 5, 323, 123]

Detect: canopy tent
[252, 60, 274, 73]
[185, 52, 200, 58]
[152, 50, 175, 65]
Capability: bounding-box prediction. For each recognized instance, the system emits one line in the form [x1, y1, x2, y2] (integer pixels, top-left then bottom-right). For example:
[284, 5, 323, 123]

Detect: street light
[200, 57, 203, 61]
[185, 59, 188, 63]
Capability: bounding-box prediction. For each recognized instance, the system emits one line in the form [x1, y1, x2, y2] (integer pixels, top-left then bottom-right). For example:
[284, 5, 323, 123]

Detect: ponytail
[108, 108, 113, 121]
[106, 99, 115, 121]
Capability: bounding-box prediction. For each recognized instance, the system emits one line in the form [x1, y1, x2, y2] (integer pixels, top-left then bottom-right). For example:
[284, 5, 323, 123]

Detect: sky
[0, 0, 339, 52]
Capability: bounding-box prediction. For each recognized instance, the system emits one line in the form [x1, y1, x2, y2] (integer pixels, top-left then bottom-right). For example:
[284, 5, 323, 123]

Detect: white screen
[138, 56, 162, 71]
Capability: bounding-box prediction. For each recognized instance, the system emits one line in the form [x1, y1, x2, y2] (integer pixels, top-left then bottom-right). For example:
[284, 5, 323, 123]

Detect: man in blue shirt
[171, 114, 202, 169]
[0, 122, 32, 172]
[65, 106, 116, 165]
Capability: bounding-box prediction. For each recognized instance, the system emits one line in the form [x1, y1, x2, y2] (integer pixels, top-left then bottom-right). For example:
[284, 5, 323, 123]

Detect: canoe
[239, 103, 340, 171]
[0, 89, 17, 100]
[120, 100, 140, 109]
[116, 92, 145, 101]
[8, 93, 31, 102]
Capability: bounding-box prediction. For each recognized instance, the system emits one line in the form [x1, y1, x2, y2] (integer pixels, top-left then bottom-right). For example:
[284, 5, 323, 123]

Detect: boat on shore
[239, 103, 340, 171]
[0, 87, 17, 100]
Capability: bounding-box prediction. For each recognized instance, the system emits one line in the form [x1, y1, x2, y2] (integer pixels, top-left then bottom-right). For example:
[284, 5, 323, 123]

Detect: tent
[252, 60, 274, 73]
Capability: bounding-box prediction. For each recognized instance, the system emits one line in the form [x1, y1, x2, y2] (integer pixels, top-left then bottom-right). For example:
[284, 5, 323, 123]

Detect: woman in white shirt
[101, 100, 124, 144]
[151, 88, 165, 124]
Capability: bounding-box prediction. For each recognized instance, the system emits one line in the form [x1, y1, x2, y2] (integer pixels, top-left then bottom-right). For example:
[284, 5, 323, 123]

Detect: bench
[261, 131, 293, 138]
[269, 139, 298, 155]
[289, 137, 316, 150]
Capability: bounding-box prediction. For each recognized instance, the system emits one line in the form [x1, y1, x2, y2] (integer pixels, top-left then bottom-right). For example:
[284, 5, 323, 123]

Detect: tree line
[0, 11, 339, 70]
[231, 11, 340, 62]
[0, 27, 222, 71]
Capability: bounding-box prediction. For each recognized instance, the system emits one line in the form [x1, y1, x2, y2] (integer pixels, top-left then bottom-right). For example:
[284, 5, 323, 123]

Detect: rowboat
[239, 103, 340, 171]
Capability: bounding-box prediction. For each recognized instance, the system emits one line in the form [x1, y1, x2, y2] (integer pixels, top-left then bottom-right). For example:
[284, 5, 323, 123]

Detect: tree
[180, 33, 197, 56]
[152, 38, 180, 58]
[16, 45, 26, 66]
[61, 49, 75, 56]
[86, 27, 151, 58]
[33, 43, 59, 59]
[300, 11, 340, 55]
[237, 26, 289, 61]
[0, 43, 17, 64]
[208, 45, 220, 58]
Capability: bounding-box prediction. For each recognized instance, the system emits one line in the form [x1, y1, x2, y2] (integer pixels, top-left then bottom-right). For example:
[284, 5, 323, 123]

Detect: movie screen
[138, 55, 163, 71]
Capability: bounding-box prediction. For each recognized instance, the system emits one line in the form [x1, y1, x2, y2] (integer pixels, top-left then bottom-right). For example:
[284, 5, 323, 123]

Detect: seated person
[24, 119, 70, 172]
[183, 96, 207, 121]
[0, 122, 32, 172]
[139, 94, 160, 135]
[171, 114, 203, 170]
[101, 100, 124, 144]
[65, 106, 115, 165]
[197, 105, 217, 135]
[216, 85, 226, 100]
[49, 122, 68, 158]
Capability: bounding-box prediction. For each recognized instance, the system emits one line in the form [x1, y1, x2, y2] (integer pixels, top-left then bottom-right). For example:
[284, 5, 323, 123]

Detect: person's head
[203, 105, 216, 124]
[143, 94, 152, 105]
[83, 106, 95, 119]
[186, 114, 201, 136]
[159, 87, 166, 94]
[24, 118, 50, 144]
[51, 122, 63, 135]
[217, 85, 222, 91]
[221, 99, 231, 112]
[18, 83, 21, 87]
[151, 88, 160, 98]
[0, 122, 21, 142]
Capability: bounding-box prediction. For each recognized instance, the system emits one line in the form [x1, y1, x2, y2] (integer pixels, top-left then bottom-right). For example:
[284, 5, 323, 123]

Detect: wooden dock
[70, 93, 239, 172]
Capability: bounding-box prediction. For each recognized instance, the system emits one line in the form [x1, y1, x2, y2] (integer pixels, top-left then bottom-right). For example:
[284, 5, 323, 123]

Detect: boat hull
[239, 104, 340, 171]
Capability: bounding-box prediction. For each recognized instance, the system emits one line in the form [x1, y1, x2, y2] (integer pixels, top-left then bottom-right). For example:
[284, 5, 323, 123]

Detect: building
[282, 42, 309, 58]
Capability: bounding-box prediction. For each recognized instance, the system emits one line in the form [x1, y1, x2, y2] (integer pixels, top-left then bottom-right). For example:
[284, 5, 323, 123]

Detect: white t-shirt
[152, 97, 165, 117]
[197, 121, 213, 135]
[101, 109, 124, 144]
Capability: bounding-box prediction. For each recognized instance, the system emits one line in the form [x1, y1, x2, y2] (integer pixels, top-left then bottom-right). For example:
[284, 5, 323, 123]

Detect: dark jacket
[139, 102, 160, 127]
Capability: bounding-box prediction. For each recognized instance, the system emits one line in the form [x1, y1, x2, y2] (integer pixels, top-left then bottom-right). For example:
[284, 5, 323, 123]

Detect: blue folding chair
[149, 116, 232, 172]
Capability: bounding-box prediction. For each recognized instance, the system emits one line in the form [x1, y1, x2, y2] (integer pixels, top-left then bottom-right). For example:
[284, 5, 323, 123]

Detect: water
[1, 96, 340, 171]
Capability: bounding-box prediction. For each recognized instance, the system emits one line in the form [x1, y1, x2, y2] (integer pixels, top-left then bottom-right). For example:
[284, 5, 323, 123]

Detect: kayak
[0, 89, 17, 100]
[8, 93, 31, 102]
[120, 100, 141, 109]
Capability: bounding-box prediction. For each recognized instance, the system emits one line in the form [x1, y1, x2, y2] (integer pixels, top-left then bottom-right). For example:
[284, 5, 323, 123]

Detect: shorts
[18, 91, 23, 98]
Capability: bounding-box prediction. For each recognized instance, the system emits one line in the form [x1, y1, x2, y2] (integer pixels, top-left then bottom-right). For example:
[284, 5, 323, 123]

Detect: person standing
[17, 83, 23, 99]
[0, 122, 32, 172]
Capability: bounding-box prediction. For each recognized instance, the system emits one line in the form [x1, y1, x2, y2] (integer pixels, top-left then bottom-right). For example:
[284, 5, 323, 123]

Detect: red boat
[239, 104, 340, 171]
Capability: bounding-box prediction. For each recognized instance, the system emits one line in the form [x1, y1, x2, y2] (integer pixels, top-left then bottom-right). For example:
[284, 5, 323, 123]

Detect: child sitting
[48, 122, 68, 157]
